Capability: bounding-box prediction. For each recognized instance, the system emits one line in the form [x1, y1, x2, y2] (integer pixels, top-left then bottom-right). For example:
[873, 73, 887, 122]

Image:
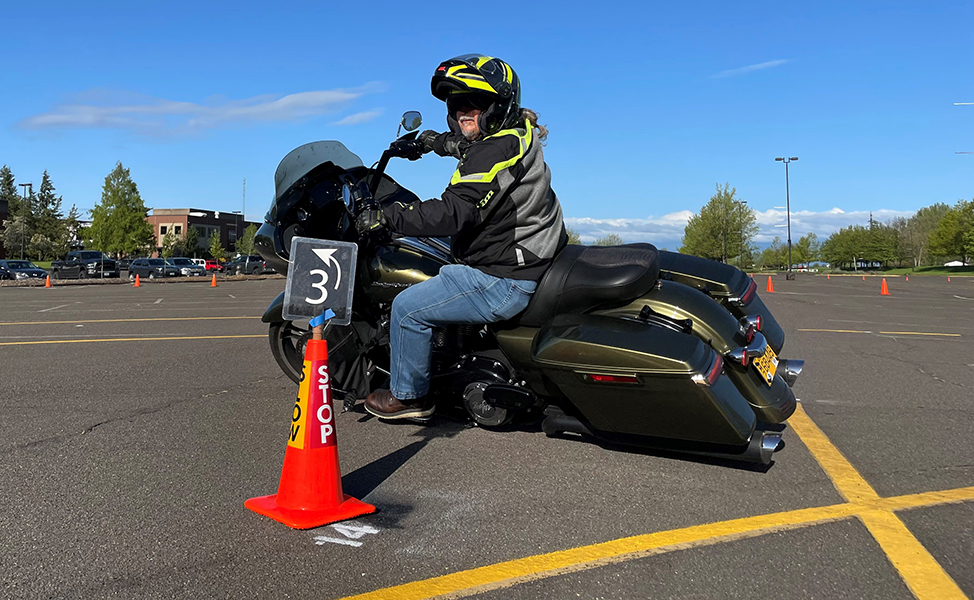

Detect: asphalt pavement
[0, 274, 971, 599]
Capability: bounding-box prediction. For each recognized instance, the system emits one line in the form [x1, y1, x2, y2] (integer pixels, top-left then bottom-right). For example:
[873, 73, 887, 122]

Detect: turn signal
[583, 373, 640, 384]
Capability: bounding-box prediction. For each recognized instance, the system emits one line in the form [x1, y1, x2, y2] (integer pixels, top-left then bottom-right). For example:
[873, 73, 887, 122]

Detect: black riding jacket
[381, 119, 566, 281]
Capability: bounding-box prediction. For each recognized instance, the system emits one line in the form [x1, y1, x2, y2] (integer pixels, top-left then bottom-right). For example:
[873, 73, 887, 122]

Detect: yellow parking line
[0, 335, 265, 346]
[0, 316, 262, 326]
[789, 405, 966, 599]
[340, 503, 862, 600]
[878, 331, 961, 337]
[338, 409, 974, 600]
[788, 405, 879, 502]
[798, 328, 870, 334]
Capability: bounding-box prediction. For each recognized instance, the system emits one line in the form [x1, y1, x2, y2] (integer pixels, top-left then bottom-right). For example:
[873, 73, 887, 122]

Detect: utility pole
[17, 182, 32, 260]
[775, 157, 798, 279]
[242, 178, 246, 223]
[737, 200, 748, 269]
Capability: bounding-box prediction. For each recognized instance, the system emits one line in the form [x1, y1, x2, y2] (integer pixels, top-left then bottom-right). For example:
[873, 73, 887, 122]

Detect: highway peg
[44, 275, 51, 288]
[766, 276, 775, 293]
[210, 273, 218, 287]
[245, 322, 375, 529]
[133, 274, 141, 287]
[880, 278, 890, 296]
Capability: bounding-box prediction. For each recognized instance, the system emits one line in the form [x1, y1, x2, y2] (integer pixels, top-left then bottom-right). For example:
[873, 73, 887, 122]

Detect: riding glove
[418, 130, 439, 153]
[355, 209, 386, 235]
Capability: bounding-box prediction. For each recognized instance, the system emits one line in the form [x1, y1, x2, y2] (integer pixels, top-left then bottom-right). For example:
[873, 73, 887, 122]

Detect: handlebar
[367, 131, 420, 196]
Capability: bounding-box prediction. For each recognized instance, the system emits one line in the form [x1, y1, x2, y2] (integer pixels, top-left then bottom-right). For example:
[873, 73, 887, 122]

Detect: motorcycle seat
[515, 243, 659, 327]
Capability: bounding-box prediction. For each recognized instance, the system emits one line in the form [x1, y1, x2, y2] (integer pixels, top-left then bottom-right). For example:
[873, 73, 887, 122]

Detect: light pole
[775, 157, 798, 279]
[736, 200, 748, 269]
[232, 211, 241, 254]
[17, 183, 32, 260]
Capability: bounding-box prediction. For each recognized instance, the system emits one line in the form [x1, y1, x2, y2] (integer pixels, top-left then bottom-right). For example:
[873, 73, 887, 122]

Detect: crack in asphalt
[1, 374, 288, 454]
[859, 340, 970, 391]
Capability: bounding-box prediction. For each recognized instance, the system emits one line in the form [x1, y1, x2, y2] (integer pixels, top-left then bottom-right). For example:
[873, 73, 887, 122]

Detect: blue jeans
[389, 264, 537, 399]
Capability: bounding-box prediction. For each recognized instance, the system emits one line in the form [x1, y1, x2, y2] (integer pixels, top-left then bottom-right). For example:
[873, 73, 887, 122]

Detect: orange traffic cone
[948, 277, 951, 282]
[246, 333, 375, 529]
[905, 275, 909, 282]
[827, 274, 830, 280]
[766, 276, 775, 293]
[133, 274, 141, 287]
[880, 278, 890, 296]
[862, 275, 865, 281]
[210, 273, 218, 287]
[44, 275, 51, 288]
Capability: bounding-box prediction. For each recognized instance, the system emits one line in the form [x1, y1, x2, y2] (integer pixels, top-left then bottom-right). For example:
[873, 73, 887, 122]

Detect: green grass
[33, 261, 52, 270]
[879, 265, 974, 276]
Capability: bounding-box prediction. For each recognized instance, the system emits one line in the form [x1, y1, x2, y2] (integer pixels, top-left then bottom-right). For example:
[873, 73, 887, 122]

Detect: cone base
[245, 493, 376, 530]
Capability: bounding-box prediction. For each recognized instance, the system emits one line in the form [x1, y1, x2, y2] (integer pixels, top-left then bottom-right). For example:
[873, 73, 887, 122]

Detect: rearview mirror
[400, 111, 422, 134]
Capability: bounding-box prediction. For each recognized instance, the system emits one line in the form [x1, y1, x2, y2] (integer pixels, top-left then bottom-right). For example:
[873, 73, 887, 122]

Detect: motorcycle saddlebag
[532, 313, 755, 446]
[657, 251, 784, 353]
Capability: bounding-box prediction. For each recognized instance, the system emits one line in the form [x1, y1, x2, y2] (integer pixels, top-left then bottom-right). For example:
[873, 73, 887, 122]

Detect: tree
[680, 183, 758, 262]
[757, 236, 787, 270]
[28, 234, 54, 261]
[0, 215, 27, 258]
[88, 162, 156, 256]
[594, 233, 623, 246]
[161, 229, 183, 258]
[237, 223, 258, 255]
[928, 200, 974, 263]
[1, 165, 20, 220]
[566, 226, 582, 245]
[34, 171, 65, 257]
[184, 225, 200, 257]
[792, 233, 820, 266]
[208, 230, 227, 261]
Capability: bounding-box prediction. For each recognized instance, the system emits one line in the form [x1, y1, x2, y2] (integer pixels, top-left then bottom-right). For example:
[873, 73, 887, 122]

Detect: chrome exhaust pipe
[778, 359, 804, 387]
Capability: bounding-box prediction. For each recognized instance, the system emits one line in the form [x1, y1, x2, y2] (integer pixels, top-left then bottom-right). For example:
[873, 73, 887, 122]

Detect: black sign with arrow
[282, 237, 358, 326]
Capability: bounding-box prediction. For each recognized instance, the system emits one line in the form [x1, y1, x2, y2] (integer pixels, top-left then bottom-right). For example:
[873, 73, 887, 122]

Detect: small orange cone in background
[862, 275, 865, 281]
[210, 273, 218, 287]
[880, 278, 890, 296]
[948, 277, 951, 282]
[766, 276, 775, 293]
[827, 274, 830, 280]
[905, 275, 909, 282]
[133, 274, 141, 287]
[246, 332, 375, 529]
[44, 275, 51, 288]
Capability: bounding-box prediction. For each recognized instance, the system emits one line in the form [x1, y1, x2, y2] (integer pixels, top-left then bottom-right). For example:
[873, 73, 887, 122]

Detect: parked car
[0, 260, 48, 281]
[225, 255, 270, 275]
[203, 260, 224, 272]
[117, 257, 135, 272]
[0, 263, 10, 280]
[191, 258, 206, 268]
[51, 251, 119, 279]
[167, 257, 207, 277]
[128, 258, 180, 279]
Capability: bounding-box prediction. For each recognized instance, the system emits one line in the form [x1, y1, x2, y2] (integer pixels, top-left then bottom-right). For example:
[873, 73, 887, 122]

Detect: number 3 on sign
[306, 269, 329, 305]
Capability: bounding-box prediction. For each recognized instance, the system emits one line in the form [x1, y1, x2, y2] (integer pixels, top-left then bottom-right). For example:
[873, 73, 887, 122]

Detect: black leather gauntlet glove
[355, 209, 386, 235]
[418, 130, 439, 153]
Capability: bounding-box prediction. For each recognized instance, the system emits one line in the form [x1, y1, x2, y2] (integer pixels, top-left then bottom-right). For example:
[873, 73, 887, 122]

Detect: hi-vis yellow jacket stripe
[450, 119, 533, 186]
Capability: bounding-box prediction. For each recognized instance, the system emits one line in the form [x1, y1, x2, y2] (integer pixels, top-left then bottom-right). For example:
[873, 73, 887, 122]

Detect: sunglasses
[447, 94, 493, 114]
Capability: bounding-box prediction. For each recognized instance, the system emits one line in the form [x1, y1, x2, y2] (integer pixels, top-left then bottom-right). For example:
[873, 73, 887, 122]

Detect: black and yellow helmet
[431, 54, 521, 137]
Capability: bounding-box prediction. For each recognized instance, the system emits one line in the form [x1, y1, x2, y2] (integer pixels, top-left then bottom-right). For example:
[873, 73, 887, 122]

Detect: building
[146, 208, 259, 257]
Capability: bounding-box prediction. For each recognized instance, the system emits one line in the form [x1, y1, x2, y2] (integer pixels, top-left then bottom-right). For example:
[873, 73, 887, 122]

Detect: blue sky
[3, 0, 972, 247]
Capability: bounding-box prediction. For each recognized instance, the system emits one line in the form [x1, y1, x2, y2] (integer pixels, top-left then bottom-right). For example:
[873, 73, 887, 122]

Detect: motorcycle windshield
[273, 141, 363, 202]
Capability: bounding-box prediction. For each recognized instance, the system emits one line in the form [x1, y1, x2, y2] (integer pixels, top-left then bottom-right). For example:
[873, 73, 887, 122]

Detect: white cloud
[566, 207, 916, 249]
[18, 84, 384, 136]
[330, 109, 383, 126]
[712, 59, 789, 79]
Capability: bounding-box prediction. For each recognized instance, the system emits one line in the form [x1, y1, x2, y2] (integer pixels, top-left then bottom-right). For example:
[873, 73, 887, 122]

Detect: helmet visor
[446, 93, 493, 114]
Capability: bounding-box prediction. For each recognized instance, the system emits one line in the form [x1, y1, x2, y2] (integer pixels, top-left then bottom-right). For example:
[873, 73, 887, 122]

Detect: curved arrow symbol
[312, 248, 342, 288]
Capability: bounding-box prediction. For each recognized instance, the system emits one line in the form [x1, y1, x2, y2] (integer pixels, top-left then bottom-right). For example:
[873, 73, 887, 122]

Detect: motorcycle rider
[355, 54, 567, 419]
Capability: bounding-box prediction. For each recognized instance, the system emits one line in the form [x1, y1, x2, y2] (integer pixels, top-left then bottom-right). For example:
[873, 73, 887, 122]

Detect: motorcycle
[255, 111, 804, 465]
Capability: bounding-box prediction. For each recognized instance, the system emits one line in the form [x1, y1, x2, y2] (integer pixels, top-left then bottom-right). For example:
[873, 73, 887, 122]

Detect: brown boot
[365, 390, 435, 419]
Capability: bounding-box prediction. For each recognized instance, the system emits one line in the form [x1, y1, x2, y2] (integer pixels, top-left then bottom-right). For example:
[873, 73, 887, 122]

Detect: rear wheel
[148, 272, 156, 280]
[52, 270, 60, 280]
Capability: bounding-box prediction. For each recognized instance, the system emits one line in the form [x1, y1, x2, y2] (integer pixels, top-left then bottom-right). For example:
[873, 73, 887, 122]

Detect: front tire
[269, 320, 311, 384]
[78, 270, 87, 279]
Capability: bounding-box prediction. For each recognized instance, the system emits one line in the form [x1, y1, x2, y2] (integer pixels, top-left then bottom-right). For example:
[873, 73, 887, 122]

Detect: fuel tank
[364, 237, 450, 303]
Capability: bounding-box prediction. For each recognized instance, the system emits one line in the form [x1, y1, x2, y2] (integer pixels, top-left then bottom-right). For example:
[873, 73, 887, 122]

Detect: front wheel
[269, 320, 311, 384]
[78, 269, 87, 279]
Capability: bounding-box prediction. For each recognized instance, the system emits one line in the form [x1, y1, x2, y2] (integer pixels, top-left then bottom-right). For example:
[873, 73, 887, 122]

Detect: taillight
[583, 373, 640, 384]
[692, 353, 723, 386]
[740, 278, 757, 305]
